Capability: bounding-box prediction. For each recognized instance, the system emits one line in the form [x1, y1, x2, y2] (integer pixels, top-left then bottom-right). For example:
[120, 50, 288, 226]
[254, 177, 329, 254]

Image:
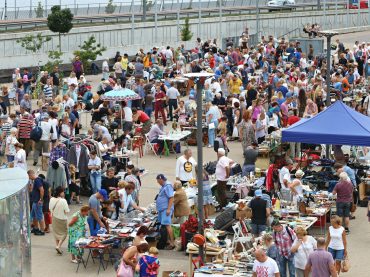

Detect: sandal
[71, 259, 78, 264]
[56, 247, 63, 255]
[164, 245, 175, 250]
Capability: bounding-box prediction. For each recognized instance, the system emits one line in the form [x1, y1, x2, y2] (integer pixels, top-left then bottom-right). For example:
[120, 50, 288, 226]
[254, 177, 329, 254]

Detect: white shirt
[328, 226, 345, 250]
[166, 87, 180, 99]
[67, 77, 78, 86]
[216, 156, 232, 181]
[63, 98, 75, 109]
[279, 167, 291, 190]
[14, 149, 27, 170]
[88, 157, 101, 173]
[49, 197, 70, 220]
[165, 49, 173, 60]
[49, 118, 58, 140]
[210, 82, 222, 93]
[292, 236, 317, 270]
[252, 257, 279, 277]
[175, 156, 197, 181]
[40, 121, 52, 141]
[118, 189, 135, 214]
[123, 106, 133, 122]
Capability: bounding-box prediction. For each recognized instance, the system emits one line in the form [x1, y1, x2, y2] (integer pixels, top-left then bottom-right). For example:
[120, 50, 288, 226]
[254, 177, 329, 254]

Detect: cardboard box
[236, 207, 252, 219]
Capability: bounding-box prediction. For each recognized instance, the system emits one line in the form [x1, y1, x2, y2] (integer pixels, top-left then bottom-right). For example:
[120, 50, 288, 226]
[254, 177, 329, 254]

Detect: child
[62, 80, 69, 95]
[136, 247, 160, 277]
[262, 233, 278, 261]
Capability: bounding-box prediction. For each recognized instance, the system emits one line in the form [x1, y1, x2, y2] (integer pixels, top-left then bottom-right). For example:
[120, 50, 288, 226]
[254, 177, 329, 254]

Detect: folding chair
[231, 219, 252, 253]
[144, 133, 158, 156]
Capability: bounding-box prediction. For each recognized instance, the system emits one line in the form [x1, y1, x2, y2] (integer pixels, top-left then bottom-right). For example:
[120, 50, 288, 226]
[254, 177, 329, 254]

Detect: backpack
[157, 225, 168, 250]
[30, 123, 42, 142]
[273, 226, 294, 246]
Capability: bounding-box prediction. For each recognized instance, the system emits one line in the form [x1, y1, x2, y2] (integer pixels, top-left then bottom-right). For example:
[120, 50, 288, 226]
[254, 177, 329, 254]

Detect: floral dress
[68, 211, 86, 256]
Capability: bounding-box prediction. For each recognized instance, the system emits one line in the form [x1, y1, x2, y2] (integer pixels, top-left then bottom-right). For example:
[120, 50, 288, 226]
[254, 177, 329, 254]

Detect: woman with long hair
[297, 88, 307, 117]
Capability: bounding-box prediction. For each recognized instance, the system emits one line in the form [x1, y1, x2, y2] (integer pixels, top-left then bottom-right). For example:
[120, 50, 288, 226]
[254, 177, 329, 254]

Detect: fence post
[45, 0, 48, 17]
[347, 0, 350, 27]
[29, 0, 32, 18]
[198, 0, 201, 37]
[155, 0, 158, 43]
[219, 0, 222, 45]
[357, 1, 361, 27]
[177, 0, 180, 42]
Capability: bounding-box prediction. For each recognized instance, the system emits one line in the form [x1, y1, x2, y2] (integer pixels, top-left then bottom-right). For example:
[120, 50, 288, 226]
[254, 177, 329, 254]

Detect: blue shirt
[156, 182, 174, 212]
[31, 177, 43, 203]
[343, 165, 356, 186]
[276, 86, 288, 98]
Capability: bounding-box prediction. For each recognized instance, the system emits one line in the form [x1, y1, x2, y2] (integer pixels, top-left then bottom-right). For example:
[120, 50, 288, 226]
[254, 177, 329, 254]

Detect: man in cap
[271, 219, 297, 277]
[156, 174, 175, 249]
[215, 148, 234, 208]
[33, 114, 52, 166]
[248, 189, 270, 237]
[87, 189, 109, 236]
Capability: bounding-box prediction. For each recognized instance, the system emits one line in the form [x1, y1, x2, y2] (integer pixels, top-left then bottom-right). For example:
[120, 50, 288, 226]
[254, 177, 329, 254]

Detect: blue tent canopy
[282, 101, 370, 146]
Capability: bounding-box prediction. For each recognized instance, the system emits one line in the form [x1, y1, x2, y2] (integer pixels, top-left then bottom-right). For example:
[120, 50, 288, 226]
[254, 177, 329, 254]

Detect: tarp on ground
[282, 101, 370, 146]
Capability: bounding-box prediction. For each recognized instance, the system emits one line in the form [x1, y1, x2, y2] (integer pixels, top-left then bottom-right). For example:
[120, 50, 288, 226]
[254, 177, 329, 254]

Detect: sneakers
[345, 227, 350, 234]
[34, 230, 45, 236]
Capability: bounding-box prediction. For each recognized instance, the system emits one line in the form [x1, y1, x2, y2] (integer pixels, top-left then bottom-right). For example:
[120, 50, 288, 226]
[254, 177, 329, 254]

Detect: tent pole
[326, 35, 332, 159]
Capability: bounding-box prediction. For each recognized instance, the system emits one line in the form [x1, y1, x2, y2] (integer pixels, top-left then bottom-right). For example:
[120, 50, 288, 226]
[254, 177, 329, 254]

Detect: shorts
[336, 202, 351, 217]
[250, 223, 266, 235]
[328, 247, 345, 261]
[31, 202, 44, 221]
[158, 209, 173, 226]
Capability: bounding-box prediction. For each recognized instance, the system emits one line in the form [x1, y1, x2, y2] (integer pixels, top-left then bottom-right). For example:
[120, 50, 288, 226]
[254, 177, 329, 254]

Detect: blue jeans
[90, 172, 101, 194]
[328, 247, 345, 261]
[278, 255, 295, 277]
[144, 107, 153, 118]
[242, 164, 255, 177]
[87, 216, 100, 236]
[6, 155, 14, 162]
[208, 120, 218, 146]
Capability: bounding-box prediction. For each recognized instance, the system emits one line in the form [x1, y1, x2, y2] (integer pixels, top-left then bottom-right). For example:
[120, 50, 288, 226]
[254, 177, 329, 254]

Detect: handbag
[341, 256, 350, 272]
[232, 126, 239, 138]
[117, 260, 133, 277]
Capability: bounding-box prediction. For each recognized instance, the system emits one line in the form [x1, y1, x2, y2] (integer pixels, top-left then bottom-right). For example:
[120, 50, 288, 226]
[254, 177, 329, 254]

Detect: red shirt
[154, 91, 166, 109]
[138, 110, 150, 123]
[288, 116, 300, 126]
[333, 180, 353, 203]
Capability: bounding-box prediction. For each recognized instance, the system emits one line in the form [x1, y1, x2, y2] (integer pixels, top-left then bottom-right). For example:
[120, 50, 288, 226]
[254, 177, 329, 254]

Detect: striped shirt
[1, 122, 11, 137]
[17, 118, 34, 139]
[43, 85, 53, 99]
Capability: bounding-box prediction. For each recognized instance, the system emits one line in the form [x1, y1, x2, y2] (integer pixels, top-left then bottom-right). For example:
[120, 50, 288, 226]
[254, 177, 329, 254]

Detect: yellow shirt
[143, 56, 150, 68]
[121, 58, 128, 71]
[229, 78, 242, 94]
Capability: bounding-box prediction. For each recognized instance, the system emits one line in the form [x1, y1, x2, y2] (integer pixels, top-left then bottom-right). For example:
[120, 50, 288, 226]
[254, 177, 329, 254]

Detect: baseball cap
[156, 174, 167, 181]
[271, 219, 282, 227]
[286, 92, 293, 98]
[254, 189, 263, 197]
[98, 189, 109, 201]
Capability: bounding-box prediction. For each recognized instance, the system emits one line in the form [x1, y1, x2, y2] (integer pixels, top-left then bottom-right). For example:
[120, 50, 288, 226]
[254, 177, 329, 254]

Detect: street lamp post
[318, 30, 338, 158]
[184, 72, 214, 262]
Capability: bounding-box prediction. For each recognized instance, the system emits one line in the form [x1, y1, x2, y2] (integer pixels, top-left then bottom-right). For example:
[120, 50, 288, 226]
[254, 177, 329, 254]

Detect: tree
[43, 49, 63, 75]
[16, 33, 51, 53]
[180, 17, 193, 41]
[105, 0, 116, 14]
[35, 2, 44, 18]
[73, 36, 107, 72]
[47, 6, 74, 52]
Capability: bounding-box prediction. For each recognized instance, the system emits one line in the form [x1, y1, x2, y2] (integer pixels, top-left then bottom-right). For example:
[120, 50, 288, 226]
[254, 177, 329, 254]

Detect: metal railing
[0, 0, 331, 20]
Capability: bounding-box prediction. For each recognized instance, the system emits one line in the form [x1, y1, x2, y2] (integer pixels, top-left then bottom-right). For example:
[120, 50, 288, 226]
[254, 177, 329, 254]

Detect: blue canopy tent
[282, 101, 370, 146]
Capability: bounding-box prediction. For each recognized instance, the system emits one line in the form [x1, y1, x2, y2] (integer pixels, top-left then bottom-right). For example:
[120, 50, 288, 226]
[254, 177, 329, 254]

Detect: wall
[0, 8, 369, 70]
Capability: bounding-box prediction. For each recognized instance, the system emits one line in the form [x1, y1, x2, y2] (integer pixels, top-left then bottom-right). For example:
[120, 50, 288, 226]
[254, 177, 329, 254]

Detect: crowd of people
[2, 29, 369, 277]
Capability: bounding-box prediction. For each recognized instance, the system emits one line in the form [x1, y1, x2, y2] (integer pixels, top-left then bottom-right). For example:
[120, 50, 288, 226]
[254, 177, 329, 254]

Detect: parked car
[348, 0, 369, 9]
[267, 0, 296, 7]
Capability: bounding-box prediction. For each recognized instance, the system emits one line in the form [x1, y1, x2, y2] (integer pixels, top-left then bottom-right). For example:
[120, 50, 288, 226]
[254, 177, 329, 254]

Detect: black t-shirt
[31, 177, 43, 203]
[101, 176, 119, 193]
[249, 198, 267, 225]
[50, 72, 60, 86]
[92, 107, 109, 122]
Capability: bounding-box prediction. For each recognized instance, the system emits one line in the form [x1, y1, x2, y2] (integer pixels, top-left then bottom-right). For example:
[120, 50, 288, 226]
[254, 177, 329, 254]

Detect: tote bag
[117, 260, 133, 277]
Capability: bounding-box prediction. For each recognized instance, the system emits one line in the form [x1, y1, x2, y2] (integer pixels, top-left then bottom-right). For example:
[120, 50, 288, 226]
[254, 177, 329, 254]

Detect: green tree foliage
[16, 33, 51, 53]
[43, 49, 63, 76]
[105, 0, 117, 14]
[73, 36, 107, 71]
[35, 2, 44, 18]
[180, 17, 193, 41]
[47, 6, 74, 52]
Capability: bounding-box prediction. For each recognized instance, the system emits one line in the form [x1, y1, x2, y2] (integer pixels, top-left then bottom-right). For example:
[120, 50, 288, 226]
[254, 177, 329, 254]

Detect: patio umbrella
[100, 89, 141, 131]
[100, 88, 141, 101]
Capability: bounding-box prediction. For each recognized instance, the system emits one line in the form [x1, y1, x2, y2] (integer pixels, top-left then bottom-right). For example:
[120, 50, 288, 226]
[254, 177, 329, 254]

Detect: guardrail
[0, 1, 347, 32]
